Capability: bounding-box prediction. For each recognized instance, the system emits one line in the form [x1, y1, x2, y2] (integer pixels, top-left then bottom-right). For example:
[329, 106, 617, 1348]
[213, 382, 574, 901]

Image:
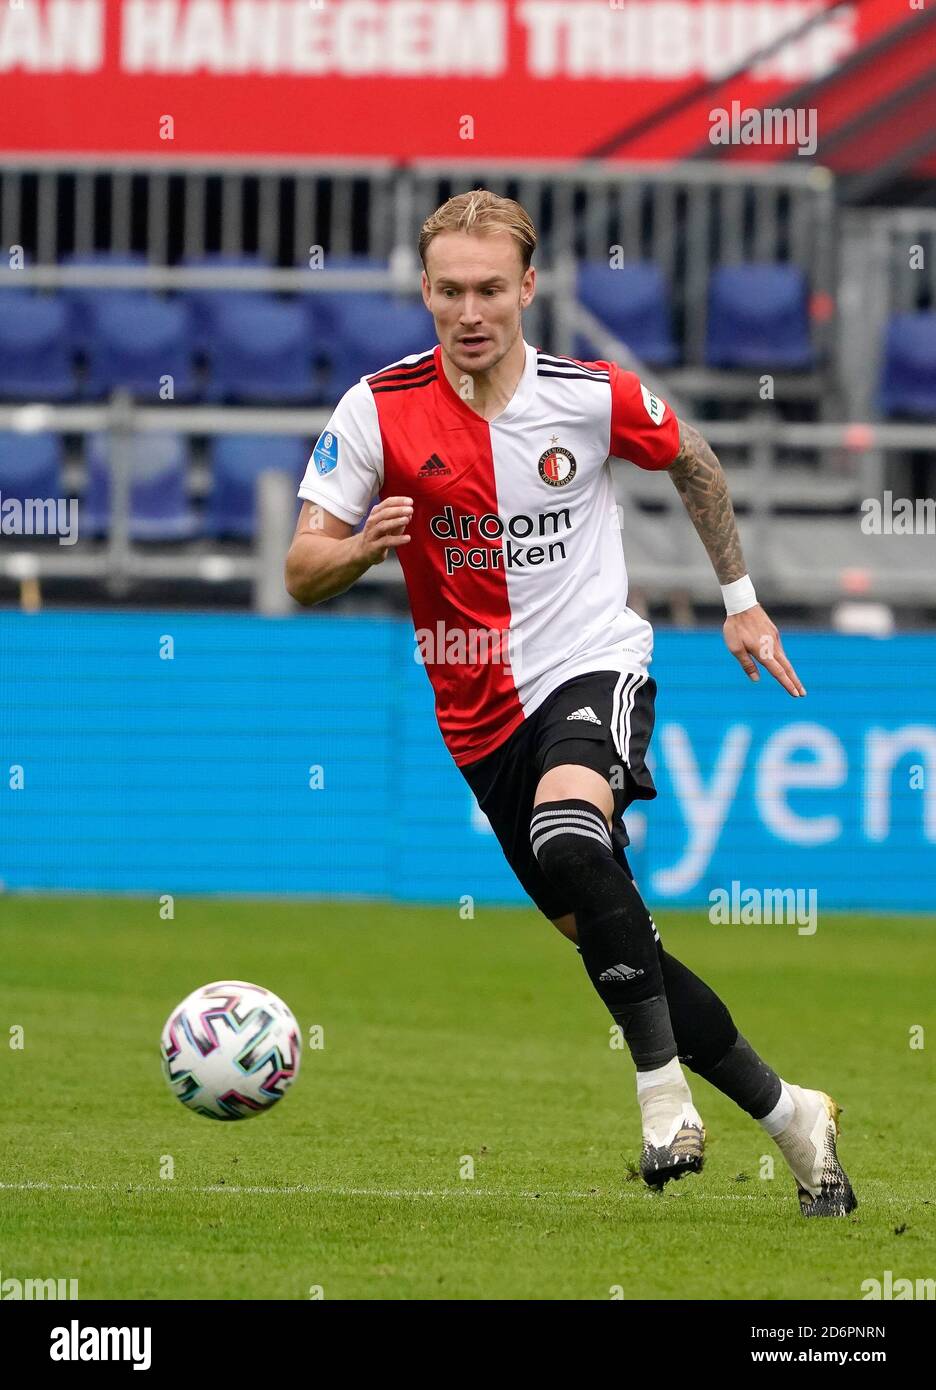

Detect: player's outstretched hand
[723, 605, 806, 697]
[356, 496, 414, 566]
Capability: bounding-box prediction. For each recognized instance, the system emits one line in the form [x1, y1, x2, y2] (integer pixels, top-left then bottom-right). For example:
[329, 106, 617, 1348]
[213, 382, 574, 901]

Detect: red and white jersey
[298, 341, 680, 766]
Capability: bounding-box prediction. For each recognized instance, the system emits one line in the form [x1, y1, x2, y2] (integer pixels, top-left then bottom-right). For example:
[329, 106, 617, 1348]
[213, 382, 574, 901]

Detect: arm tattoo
[668, 419, 747, 585]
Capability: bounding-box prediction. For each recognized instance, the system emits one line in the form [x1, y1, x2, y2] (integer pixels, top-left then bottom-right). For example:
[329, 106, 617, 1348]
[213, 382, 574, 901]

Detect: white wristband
[721, 575, 758, 615]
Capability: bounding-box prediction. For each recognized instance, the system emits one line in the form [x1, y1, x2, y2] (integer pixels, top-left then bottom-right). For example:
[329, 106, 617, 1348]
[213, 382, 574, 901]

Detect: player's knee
[531, 798, 612, 888]
[550, 912, 579, 944]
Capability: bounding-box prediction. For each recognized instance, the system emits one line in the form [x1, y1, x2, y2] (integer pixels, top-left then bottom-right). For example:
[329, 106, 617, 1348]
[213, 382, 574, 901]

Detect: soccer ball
[160, 980, 301, 1120]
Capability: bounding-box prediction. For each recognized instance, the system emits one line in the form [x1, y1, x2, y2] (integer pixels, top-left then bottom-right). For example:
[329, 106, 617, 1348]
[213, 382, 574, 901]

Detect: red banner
[3, 0, 903, 161]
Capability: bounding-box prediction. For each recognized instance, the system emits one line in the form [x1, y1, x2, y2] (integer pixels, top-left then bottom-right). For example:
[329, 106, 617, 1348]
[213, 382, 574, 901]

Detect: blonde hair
[418, 189, 537, 273]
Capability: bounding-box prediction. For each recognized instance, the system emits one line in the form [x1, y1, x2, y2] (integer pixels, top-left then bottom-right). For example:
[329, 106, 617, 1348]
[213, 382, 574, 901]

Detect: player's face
[421, 231, 535, 375]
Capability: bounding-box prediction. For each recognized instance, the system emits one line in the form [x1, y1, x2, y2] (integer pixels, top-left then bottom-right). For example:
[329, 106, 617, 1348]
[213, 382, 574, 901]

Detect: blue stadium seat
[203, 298, 316, 403]
[880, 313, 936, 418]
[296, 255, 381, 363]
[0, 431, 63, 503]
[575, 261, 678, 366]
[0, 292, 75, 400]
[298, 256, 433, 391]
[178, 253, 276, 353]
[82, 294, 199, 401]
[325, 295, 434, 396]
[301, 256, 386, 322]
[206, 435, 309, 538]
[83, 433, 196, 540]
[59, 252, 150, 342]
[706, 264, 814, 369]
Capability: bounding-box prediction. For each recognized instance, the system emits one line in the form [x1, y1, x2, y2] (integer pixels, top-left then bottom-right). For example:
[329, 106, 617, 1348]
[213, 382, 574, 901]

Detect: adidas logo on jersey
[419, 453, 450, 477]
[566, 706, 601, 724]
[598, 963, 645, 982]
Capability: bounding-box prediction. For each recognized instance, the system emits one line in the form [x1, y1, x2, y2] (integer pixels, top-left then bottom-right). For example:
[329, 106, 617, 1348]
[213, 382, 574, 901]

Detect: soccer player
[285, 190, 856, 1217]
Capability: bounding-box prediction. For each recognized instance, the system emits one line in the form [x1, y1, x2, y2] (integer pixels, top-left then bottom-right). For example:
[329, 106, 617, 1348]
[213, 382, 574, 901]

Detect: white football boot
[638, 1078, 705, 1191]
[773, 1084, 858, 1217]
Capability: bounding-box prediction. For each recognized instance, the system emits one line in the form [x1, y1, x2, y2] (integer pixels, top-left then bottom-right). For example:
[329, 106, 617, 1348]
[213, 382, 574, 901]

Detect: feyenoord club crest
[537, 445, 576, 487]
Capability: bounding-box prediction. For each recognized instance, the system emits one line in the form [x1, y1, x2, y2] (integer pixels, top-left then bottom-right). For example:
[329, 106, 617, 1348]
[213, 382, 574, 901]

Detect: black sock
[657, 948, 782, 1119]
[616, 992, 678, 1073]
[694, 1033, 783, 1120]
[531, 800, 677, 1070]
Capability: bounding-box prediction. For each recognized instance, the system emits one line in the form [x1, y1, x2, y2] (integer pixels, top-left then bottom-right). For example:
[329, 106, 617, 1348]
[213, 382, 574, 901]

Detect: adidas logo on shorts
[566, 706, 601, 724]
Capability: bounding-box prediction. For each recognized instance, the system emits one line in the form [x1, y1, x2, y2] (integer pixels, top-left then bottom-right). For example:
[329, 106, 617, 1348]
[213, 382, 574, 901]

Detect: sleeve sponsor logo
[640, 384, 666, 426]
[312, 430, 339, 476]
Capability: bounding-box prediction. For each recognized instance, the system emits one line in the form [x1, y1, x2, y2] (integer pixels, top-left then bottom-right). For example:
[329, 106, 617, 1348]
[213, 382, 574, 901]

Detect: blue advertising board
[0, 613, 932, 911]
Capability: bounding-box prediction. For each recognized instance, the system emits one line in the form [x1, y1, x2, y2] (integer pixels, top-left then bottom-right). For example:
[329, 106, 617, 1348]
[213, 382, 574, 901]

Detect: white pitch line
[0, 1178, 901, 1200]
[0, 1180, 767, 1200]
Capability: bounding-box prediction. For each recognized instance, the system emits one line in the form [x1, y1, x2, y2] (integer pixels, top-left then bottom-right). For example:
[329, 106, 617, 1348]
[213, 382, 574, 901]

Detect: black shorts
[459, 669, 658, 921]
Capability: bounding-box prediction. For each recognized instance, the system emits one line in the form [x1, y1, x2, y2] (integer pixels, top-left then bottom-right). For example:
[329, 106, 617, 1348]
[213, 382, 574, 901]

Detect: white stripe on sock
[531, 807, 608, 832]
[531, 824, 611, 858]
[530, 811, 611, 845]
[530, 812, 611, 843]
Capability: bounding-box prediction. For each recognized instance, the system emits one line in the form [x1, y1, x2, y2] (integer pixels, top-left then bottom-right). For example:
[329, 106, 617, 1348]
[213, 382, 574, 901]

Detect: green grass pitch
[1, 896, 933, 1300]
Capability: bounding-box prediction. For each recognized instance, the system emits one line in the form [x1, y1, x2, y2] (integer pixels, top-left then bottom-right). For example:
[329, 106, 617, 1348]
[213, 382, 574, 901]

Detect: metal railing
[0, 176, 930, 615]
[1, 385, 931, 613]
[1, 156, 838, 366]
[872, 209, 936, 314]
[835, 207, 936, 419]
[402, 160, 837, 366]
[0, 156, 399, 268]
